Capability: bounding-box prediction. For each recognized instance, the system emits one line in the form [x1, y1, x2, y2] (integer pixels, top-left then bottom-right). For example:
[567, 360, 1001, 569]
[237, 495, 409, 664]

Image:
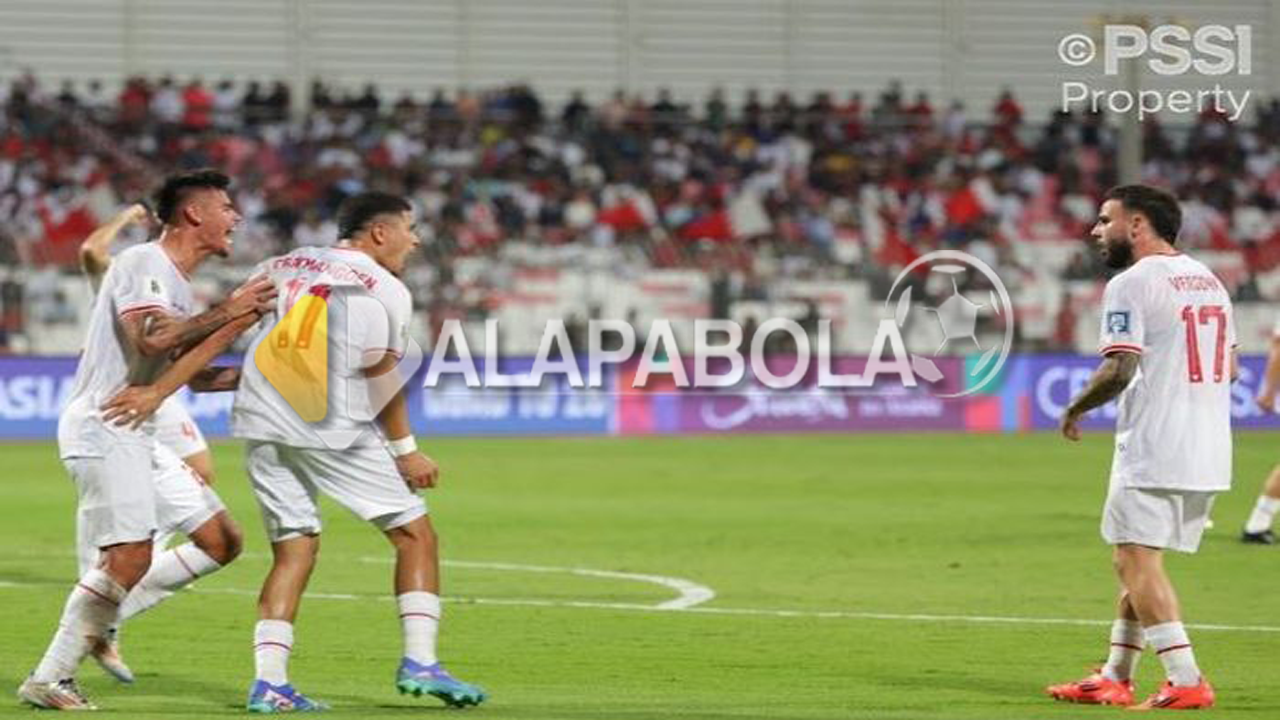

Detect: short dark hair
[1105, 184, 1182, 244]
[153, 169, 231, 224]
[336, 192, 412, 239]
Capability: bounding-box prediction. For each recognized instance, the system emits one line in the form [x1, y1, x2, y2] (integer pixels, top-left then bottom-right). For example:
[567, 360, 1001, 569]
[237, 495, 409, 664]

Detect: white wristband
[387, 436, 417, 457]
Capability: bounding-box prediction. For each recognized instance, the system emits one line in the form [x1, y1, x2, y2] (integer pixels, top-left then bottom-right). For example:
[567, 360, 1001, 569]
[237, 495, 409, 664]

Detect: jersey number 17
[1181, 304, 1227, 384]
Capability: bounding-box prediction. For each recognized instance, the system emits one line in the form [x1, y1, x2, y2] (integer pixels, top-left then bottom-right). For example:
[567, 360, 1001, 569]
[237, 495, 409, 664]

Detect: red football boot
[1129, 679, 1215, 711]
[1046, 672, 1135, 705]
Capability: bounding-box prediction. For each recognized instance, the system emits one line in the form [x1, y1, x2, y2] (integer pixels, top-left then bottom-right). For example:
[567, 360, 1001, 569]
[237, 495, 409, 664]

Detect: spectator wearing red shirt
[993, 87, 1023, 128]
[182, 79, 213, 132]
[118, 76, 150, 128]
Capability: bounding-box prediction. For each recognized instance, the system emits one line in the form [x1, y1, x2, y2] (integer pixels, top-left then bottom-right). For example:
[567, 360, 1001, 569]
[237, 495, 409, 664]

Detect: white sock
[1101, 619, 1143, 681]
[1245, 496, 1280, 534]
[118, 544, 222, 621]
[32, 569, 127, 681]
[398, 591, 441, 665]
[254, 620, 293, 685]
[1146, 621, 1201, 686]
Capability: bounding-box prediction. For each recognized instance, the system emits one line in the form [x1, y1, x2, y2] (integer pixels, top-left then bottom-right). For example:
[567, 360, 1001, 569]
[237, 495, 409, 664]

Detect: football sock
[118, 544, 222, 621]
[254, 620, 293, 685]
[1101, 619, 1143, 681]
[398, 591, 441, 665]
[1146, 621, 1201, 686]
[32, 569, 127, 682]
[1244, 496, 1280, 534]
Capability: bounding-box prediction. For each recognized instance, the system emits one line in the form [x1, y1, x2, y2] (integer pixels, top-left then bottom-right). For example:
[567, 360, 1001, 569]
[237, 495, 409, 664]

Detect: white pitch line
[4, 579, 1279, 633]
[2, 550, 716, 611]
[179, 589, 1280, 634]
[358, 557, 716, 610]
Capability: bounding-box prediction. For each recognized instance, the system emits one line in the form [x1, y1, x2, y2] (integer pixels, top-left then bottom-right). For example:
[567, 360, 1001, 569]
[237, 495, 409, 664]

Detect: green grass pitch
[1, 432, 1277, 718]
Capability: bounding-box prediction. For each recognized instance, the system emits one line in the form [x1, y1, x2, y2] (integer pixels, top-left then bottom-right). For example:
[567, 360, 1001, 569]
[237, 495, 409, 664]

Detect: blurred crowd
[2, 71, 1280, 349]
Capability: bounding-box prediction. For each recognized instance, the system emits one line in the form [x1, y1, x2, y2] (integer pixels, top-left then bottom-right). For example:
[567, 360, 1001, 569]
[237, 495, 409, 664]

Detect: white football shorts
[1101, 480, 1217, 554]
[244, 440, 427, 542]
[70, 442, 226, 571]
[153, 397, 209, 460]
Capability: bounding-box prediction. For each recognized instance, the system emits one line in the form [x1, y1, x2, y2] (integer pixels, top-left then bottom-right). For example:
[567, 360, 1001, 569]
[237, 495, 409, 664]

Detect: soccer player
[79, 202, 217, 485]
[1240, 324, 1280, 544]
[1047, 185, 1232, 710]
[75, 202, 224, 682]
[99, 192, 487, 712]
[17, 170, 275, 710]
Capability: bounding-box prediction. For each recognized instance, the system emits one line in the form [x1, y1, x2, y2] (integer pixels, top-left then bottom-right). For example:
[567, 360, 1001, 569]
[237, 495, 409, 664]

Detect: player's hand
[100, 385, 163, 429]
[121, 203, 153, 228]
[227, 275, 277, 318]
[1059, 409, 1083, 442]
[395, 451, 440, 490]
[1258, 387, 1277, 413]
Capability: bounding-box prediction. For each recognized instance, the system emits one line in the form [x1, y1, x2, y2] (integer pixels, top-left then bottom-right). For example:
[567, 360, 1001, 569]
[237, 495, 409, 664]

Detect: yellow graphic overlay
[254, 289, 329, 422]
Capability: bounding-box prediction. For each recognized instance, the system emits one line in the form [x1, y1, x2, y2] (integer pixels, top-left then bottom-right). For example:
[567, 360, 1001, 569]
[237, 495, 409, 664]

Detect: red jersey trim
[118, 302, 173, 319]
[1100, 343, 1143, 356]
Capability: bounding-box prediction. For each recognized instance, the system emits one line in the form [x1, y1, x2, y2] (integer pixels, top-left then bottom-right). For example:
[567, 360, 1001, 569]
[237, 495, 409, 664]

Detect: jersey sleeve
[1098, 273, 1145, 356]
[352, 284, 411, 368]
[113, 248, 178, 319]
[378, 284, 412, 360]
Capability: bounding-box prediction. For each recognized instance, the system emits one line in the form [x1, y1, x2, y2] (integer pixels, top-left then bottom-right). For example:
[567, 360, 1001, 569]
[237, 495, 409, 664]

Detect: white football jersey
[59, 243, 195, 458]
[1099, 253, 1235, 491]
[232, 246, 413, 449]
[85, 256, 198, 458]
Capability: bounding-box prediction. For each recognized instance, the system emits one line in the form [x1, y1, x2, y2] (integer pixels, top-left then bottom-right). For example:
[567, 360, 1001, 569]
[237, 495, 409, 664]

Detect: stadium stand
[2, 72, 1279, 355]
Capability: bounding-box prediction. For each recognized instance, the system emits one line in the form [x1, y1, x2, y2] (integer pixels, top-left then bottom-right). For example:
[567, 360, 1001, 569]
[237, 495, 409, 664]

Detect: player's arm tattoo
[1065, 353, 1139, 419]
[101, 313, 261, 428]
[120, 276, 275, 358]
[189, 367, 241, 392]
[121, 305, 237, 358]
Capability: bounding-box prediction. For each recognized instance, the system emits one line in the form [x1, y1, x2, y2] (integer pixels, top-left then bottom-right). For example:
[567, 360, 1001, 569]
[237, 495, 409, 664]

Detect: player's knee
[1113, 544, 1158, 583]
[387, 517, 436, 551]
[215, 519, 244, 565]
[272, 534, 320, 570]
[194, 515, 244, 565]
[104, 542, 153, 587]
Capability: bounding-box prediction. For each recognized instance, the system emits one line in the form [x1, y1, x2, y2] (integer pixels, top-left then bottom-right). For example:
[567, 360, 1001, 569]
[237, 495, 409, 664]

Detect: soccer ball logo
[925, 270, 985, 354]
[884, 251, 1014, 397]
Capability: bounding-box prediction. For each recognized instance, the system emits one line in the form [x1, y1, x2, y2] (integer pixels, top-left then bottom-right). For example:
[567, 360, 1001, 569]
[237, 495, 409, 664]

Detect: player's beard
[1101, 234, 1135, 269]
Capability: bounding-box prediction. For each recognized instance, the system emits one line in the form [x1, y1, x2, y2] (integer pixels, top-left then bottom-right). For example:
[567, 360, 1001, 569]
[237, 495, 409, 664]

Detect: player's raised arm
[79, 203, 152, 280]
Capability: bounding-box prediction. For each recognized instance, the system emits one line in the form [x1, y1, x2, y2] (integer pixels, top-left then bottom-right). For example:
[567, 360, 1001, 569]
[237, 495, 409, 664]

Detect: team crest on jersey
[1106, 311, 1131, 334]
